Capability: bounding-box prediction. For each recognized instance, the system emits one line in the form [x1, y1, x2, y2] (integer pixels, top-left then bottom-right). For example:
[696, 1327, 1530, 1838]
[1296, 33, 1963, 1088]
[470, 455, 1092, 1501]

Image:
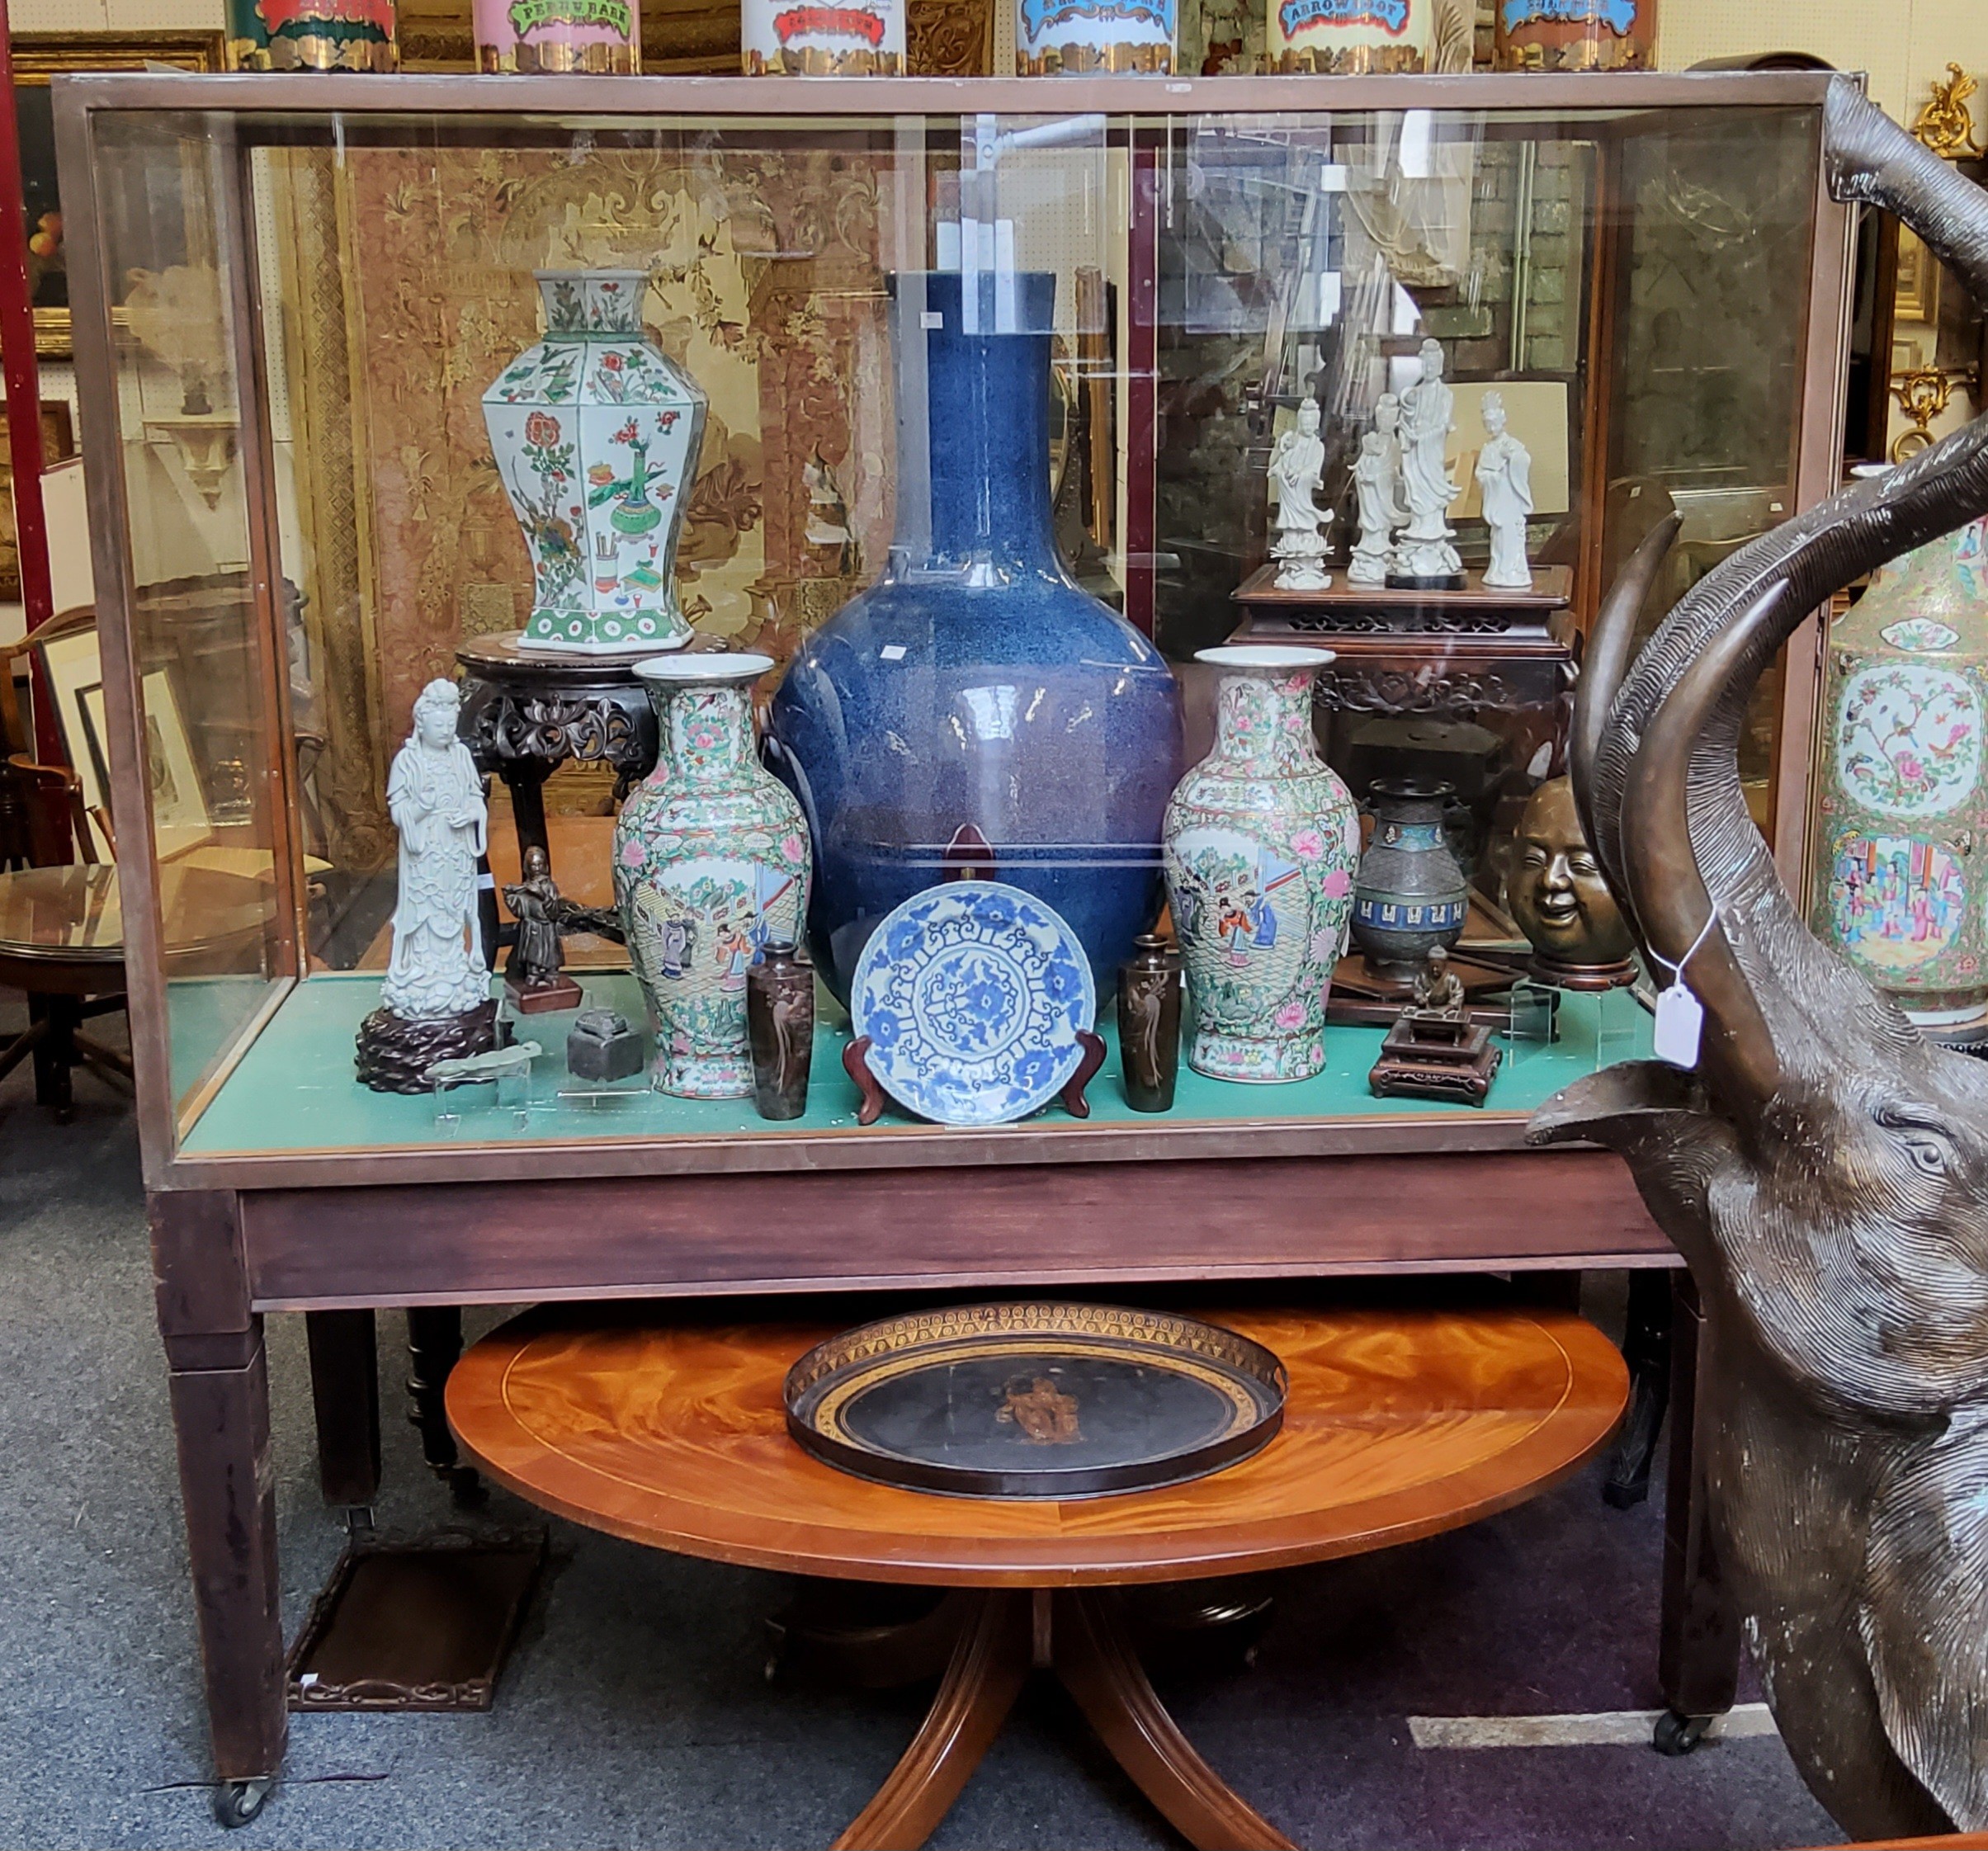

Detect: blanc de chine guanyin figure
[1268, 396, 1333, 591]
[1476, 390, 1535, 590]
[356, 678, 498, 1093]
[1392, 338, 1464, 589]
[1350, 427, 1407, 587]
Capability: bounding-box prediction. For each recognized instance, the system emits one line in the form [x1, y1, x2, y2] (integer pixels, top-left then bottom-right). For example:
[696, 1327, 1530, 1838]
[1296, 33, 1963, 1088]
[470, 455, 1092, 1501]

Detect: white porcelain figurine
[1349, 428, 1406, 586]
[382, 679, 489, 1022]
[1392, 338, 1464, 588]
[1268, 396, 1333, 591]
[1476, 390, 1535, 590]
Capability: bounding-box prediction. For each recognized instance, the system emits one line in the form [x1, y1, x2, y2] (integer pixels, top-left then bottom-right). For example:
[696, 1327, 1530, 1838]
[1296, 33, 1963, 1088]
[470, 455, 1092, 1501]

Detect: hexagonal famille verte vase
[484, 269, 706, 656]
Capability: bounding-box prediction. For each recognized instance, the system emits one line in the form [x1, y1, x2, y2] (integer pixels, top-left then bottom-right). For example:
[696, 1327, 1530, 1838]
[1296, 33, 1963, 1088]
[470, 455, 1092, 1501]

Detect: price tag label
[1652, 982, 1704, 1069]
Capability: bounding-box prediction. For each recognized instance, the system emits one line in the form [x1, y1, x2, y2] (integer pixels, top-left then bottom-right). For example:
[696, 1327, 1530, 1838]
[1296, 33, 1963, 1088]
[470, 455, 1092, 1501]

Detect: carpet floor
[0, 1049, 1845, 1851]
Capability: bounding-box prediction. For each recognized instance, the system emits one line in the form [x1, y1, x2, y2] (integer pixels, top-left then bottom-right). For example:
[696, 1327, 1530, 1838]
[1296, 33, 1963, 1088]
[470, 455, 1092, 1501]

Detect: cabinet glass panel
[64, 83, 1839, 1168]
[92, 111, 290, 1116]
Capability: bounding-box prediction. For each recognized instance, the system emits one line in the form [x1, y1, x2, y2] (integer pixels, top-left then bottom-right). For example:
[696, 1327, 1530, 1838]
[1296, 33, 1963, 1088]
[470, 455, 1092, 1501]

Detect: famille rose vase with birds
[484, 269, 706, 655]
[1162, 646, 1360, 1083]
[613, 653, 811, 1098]
[1815, 500, 1988, 1034]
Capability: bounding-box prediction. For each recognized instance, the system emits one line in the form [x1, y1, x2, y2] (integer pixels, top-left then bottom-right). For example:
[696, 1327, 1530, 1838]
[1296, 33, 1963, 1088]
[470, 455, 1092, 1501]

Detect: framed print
[1444, 379, 1572, 522]
[75, 668, 214, 863]
[12, 32, 225, 360]
[39, 620, 110, 855]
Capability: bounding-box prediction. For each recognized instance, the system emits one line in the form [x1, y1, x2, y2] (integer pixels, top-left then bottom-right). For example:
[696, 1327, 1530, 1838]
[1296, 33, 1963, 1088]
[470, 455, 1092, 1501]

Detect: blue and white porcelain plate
[850, 881, 1097, 1127]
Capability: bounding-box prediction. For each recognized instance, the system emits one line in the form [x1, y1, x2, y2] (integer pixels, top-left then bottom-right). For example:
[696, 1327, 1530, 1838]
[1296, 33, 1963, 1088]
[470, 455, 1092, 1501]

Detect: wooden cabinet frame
[56, 70, 1852, 1801]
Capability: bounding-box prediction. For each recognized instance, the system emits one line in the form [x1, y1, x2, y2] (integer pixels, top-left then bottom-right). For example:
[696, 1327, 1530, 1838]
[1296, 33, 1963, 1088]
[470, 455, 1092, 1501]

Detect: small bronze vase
[1117, 933, 1182, 1112]
[746, 939, 815, 1121]
[1350, 777, 1471, 985]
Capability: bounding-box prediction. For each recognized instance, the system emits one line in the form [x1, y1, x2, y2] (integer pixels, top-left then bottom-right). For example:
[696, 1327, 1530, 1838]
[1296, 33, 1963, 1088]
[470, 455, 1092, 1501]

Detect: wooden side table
[449, 1301, 1628, 1851]
[0, 862, 266, 1119]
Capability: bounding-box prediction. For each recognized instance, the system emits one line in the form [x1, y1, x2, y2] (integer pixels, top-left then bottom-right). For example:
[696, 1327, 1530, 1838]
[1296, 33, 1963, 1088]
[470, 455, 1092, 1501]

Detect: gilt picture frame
[12, 31, 226, 361]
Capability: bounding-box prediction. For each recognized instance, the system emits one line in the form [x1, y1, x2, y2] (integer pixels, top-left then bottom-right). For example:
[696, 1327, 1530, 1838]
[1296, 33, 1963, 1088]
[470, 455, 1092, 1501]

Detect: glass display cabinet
[54, 68, 1851, 1808]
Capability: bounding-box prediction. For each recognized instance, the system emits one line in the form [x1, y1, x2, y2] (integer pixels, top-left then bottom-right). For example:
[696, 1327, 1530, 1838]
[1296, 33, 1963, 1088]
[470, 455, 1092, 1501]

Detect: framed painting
[12, 31, 226, 361]
[0, 399, 74, 598]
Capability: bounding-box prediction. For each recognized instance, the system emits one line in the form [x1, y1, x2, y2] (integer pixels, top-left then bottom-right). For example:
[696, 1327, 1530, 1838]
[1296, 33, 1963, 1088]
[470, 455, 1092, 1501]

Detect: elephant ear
[1860, 1406, 1988, 1830]
[1528, 1063, 1740, 1272]
[1527, 1057, 1733, 1169]
[1527, 1060, 1725, 1158]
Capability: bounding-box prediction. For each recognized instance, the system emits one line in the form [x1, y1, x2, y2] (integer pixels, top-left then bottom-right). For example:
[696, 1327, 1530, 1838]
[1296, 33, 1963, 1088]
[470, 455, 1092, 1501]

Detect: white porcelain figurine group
[1273, 345, 1533, 593]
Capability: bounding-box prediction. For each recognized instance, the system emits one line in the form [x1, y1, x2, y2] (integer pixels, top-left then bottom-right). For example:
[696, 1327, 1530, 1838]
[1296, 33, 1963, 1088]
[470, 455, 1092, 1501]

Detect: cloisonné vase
[767, 270, 1182, 1003]
[1815, 508, 1988, 1032]
[484, 269, 706, 655]
[1162, 646, 1360, 1083]
[613, 653, 811, 1098]
[1349, 778, 1471, 983]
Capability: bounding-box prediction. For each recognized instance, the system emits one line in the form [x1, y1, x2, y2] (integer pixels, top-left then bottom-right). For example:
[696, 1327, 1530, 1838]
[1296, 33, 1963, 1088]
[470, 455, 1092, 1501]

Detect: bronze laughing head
[1509, 775, 1636, 981]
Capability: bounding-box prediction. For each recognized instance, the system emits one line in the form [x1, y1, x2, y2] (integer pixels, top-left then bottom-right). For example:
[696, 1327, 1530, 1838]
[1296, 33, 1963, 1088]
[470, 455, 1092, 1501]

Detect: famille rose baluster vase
[484, 269, 706, 656]
[1163, 646, 1360, 1083]
[1816, 508, 1988, 1034]
[613, 654, 811, 1098]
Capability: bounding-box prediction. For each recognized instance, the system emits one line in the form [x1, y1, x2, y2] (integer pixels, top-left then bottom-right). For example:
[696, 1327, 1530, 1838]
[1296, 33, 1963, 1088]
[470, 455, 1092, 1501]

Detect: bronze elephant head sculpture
[1528, 80, 1988, 1840]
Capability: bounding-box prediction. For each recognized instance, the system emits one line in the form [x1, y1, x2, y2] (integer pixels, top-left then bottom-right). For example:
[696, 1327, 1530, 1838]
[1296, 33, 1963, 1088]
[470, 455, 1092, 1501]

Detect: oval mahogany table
[448, 1304, 1627, 1851]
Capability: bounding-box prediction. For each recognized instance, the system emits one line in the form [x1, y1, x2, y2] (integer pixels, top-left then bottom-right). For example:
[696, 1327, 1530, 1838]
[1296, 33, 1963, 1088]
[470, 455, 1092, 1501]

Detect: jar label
[1021, 0, 1173, 41]
[744, 0, 904, 70]
[1500, 0, 1638, 35]
[508, 0, 634, 36]
[474, 0, 636, 67]
[1018, 0, 1173, 69]
[1277, 0, 1410, 37]
[229, 0, 396, 64]
[1267, 0, 1424, 66]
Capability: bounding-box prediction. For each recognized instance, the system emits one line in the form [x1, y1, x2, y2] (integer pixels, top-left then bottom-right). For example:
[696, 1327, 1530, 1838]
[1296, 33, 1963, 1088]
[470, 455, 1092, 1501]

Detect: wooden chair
[0, 608, 134, 1119]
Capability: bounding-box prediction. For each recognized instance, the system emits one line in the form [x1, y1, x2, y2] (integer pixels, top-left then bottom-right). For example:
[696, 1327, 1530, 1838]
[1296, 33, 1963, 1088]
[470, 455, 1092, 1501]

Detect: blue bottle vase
[768, 270, 1183, 1003]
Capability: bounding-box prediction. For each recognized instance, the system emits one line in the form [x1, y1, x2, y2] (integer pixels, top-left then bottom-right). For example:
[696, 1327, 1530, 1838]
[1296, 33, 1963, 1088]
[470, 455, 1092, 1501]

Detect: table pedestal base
[833, 1588, 1295, 1851]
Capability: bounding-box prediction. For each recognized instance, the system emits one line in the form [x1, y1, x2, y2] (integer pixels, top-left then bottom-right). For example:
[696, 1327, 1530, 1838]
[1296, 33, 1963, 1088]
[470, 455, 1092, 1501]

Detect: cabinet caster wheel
[1654, 1711, 1712, 1756]
[214, 1778, 274, 1827]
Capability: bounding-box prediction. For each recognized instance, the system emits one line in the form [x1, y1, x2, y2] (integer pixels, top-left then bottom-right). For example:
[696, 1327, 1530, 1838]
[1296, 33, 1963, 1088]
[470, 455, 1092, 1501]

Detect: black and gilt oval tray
[783, 1302, 1287, 1499]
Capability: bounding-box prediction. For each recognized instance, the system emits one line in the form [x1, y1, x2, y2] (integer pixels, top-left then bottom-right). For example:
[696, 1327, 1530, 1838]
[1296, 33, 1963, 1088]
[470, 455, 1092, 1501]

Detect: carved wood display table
[1230, 564, 1578, 851]
[447, 1301, 1629, 1851]
[453, 633, 661, 878]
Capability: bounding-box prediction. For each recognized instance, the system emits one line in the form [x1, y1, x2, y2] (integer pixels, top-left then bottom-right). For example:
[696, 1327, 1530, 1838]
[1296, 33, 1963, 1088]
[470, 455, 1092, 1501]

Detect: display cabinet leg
[1655, 1272, 1738, 1740]
[164, 1324, 286, 1816]
[406, 1306, 484, 1505]
[1053, 1589, 1296, 1851]
[832, 1590, 1030, 1851]
[305, 1309, 380, 1519]
[1603, 1268, 1673, 1509]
